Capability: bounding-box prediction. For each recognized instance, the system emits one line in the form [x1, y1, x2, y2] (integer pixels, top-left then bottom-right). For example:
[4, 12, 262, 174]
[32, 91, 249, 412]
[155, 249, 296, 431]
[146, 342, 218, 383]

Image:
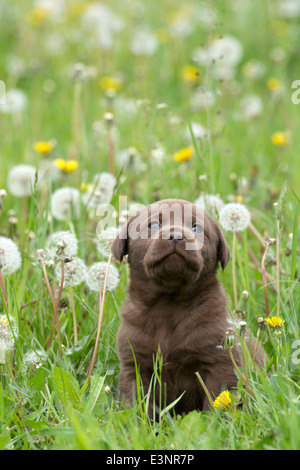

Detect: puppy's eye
[149, 221, 160, 230]
[192, 224, 203, 233]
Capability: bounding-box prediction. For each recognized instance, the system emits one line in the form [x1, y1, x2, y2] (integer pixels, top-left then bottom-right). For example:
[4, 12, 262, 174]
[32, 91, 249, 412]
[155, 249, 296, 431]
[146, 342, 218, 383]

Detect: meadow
[0, 0, 300, 451]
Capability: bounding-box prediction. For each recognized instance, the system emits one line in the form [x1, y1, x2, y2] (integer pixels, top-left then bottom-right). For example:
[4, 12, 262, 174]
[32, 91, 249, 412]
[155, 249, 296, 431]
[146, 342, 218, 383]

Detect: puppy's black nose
[168, 231, 184, 245]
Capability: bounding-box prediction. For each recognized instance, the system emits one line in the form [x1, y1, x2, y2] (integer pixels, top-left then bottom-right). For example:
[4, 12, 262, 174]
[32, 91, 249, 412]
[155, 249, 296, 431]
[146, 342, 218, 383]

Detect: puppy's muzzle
[168, 231, 185, 245]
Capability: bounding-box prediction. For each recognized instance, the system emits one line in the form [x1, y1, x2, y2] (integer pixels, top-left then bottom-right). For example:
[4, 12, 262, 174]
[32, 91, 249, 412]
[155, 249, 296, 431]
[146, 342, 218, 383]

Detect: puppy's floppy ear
[111, 222, 129, 262]
[111, 211, 142, 262]
[216, 223, 230, 270]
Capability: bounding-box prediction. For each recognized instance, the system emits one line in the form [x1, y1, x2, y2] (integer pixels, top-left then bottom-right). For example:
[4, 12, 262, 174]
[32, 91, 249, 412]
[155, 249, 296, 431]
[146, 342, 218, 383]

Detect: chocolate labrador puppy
[112, 199, 262, 417]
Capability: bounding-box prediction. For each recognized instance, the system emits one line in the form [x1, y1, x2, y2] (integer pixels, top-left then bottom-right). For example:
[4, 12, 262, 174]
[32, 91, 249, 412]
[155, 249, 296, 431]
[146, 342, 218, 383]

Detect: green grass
[0, 0, 300, 450]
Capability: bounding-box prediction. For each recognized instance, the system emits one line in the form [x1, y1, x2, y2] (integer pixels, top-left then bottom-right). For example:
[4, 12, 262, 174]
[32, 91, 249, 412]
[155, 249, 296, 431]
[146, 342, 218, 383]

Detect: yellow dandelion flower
[80, 183, 93, 192]
[266, 316, 285, 328]
[271, 132, 290, 147]
[271, 21, 288, 37]
[173, 146, 194, 162]
[166, 6, 193, 27]
[33, 141, 55, 155]
[213, 390, 232, 411]
[0, 316, 9, 327]
[180, 65, 201, 85]
[54, 159, 79, 173]
[267, 78, 281, 91]
[27, 8, 50, 27]
[236, 195, 243, 203]
[80, 183, 88, 191]
[155, 28, 169, 44]
[67, 1, 92, 17]
[99, 76, 122, 92]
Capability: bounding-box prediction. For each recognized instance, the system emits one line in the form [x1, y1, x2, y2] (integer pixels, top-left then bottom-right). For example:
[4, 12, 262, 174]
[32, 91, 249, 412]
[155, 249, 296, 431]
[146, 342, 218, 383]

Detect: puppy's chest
[141, 306, 190, 355]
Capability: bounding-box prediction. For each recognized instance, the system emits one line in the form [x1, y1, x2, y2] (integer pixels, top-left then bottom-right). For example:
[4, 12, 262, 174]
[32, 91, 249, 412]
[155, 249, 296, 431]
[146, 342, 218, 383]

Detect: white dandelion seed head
[0, 88, 27, 114]
[195, 194, 225, 219]
[277, 0, 300, 18]
[51, 187, 81, 221]
[0, 237, 22, 275]
[150, 146, 166, 165]
[185, 122, 208, 141]
[34, 0, 66, 19]
[23, 349, 47, 370]
[46, 231, 78, 260]
[116, 148, 144, 172]
[239, 94, 263, 120]
[82, 3, 124, 33]
[86, 261, 119, 292]
[81, 3, 124, 50]
[93, 172, 116, 193]
[0, 315, 18, 360]
[82, 172, 116, 209]
[219, 203, 251, 232]
[190, 88, 215, 111]
[130, 29, 158, 56]
[97, 227, 120, 258]
[54, 257, 87, 287]
[7, 164, 41, 197]
[194, 35, 243, 67]
[193, 35, 243, 80]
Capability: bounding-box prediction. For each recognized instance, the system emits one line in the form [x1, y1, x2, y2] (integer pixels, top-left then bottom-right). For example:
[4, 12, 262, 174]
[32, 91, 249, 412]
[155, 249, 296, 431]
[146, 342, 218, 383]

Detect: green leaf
[178, 409, 205, 434]
[30, 366, 48, 394]
[24, 417, 49, 431]
[84, 375, 106, 415]
[172, 410, 205, 448]
[52, 367, 81, 410]
[160, 392, 185, 418]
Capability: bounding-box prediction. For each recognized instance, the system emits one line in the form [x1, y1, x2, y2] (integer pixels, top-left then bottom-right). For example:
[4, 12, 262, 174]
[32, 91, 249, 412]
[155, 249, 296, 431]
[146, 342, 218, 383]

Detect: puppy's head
[112, 199, 229, 295]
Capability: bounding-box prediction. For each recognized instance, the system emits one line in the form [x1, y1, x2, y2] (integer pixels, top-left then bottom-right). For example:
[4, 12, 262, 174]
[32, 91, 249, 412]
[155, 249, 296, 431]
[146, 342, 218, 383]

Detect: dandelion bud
[239, 320, 247, 337]
[224, 330, 236, 349]
[273, 329, 283, 342]
[105, 88, 116, 99]
[234, 290, 249, 319]
[257, 317, 264, 330]
[56, 240, 67, 257]
[104, 112, 114, 126]
[264, 236, 276, 246]
[59, 298, 69, 309]
[8, 216, 18, 225]
[28, 231, 36, 240]
[156, 103, 168, 110]
[37, 249, 45, 259]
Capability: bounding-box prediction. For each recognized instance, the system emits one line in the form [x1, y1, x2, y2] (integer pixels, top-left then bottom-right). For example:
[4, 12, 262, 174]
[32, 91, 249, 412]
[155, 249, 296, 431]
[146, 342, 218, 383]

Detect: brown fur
[112, 199, 263, 416]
